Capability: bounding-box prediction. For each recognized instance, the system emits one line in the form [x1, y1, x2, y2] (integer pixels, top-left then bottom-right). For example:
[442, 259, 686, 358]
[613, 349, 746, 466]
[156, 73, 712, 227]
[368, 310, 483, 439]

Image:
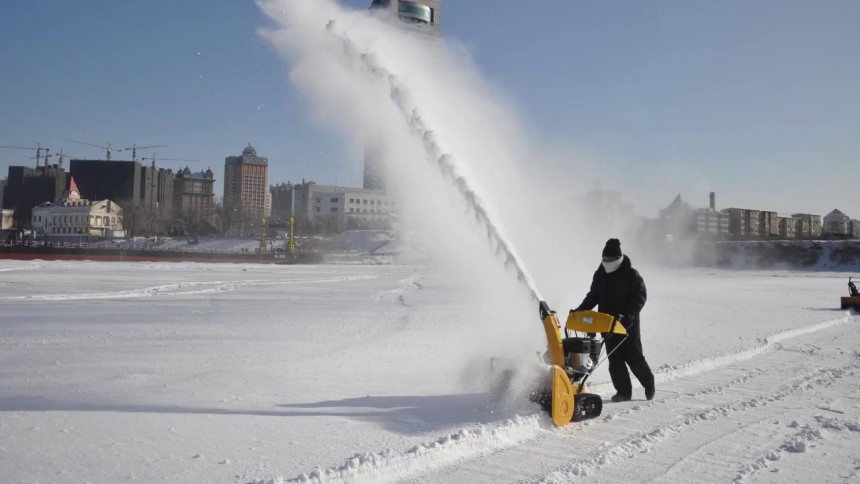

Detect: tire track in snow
[537, 334, 860, 483]
[0, 275, 379, 301]
[0, 261, 44, 272]
[640, 363, 860, 484]
[733, 416, 860, 483]
[1, 281, 243, 300]
[273, 314, 856, 484]
[535, 363, 857, 483]
[596, 368, 764, 424]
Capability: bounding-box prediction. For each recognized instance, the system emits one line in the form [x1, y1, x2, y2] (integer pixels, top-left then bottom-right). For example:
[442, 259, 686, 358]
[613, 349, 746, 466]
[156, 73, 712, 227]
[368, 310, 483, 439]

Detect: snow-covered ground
[0, 259, 858, 483]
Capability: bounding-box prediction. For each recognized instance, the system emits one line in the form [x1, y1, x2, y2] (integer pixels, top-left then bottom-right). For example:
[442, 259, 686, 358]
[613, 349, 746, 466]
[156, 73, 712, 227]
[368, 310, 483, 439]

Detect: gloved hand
[615, 314, 626, 324]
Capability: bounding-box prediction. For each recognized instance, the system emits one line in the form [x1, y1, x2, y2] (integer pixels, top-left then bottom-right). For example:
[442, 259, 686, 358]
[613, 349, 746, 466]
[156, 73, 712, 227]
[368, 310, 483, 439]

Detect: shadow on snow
[0, 393, 515, 434]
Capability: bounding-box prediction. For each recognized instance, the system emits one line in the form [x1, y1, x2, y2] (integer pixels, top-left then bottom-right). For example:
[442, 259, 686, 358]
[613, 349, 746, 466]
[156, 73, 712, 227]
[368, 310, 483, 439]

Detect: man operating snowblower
[574, 238, 655, 402]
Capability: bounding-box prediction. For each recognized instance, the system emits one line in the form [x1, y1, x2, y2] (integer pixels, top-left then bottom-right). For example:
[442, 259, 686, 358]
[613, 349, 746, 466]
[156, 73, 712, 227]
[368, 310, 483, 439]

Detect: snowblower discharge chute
[491, 301, 628, 427]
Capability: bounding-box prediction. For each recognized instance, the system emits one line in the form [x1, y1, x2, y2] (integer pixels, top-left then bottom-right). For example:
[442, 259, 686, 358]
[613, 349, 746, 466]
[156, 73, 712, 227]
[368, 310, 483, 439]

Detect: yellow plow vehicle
[841, 277, 860, 311]
[490, 301, 629, 427]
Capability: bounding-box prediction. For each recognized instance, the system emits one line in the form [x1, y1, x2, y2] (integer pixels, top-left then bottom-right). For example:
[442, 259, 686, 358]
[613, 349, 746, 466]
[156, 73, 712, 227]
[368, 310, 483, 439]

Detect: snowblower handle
[565, 310, 627, 335]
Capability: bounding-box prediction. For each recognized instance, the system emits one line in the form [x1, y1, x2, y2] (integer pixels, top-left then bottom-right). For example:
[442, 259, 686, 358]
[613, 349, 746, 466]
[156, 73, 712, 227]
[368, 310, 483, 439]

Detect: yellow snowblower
[841, 277, 860, 311]
[489, 301, 629, 427]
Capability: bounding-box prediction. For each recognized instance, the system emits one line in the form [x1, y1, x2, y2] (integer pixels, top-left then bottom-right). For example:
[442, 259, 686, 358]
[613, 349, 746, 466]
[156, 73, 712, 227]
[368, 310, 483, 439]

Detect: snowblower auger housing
[533, 301, 627, 427]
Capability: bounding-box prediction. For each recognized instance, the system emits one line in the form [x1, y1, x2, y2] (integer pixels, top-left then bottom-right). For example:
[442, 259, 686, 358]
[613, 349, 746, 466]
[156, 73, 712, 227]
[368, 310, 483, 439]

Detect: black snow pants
[604, 325, 654, 398]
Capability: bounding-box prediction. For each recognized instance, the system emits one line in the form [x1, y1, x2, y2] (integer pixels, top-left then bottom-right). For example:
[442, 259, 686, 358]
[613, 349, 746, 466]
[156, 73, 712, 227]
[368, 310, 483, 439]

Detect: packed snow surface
[0, 260, 858, 483]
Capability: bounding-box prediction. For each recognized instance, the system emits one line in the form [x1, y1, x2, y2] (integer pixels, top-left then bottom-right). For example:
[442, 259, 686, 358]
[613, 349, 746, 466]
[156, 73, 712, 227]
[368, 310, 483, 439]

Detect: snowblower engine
[562, 336, 602, 380]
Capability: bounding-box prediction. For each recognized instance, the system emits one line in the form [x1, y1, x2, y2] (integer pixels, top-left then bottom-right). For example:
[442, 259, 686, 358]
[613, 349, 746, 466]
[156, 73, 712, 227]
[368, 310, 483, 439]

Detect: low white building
[31, 178, 125, 240]
[273, 181, 399, 223]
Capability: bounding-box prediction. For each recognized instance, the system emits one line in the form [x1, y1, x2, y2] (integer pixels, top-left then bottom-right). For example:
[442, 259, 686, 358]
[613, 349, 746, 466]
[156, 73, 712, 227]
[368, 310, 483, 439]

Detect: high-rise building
[70, 159, 179, 236]
[140, 163, 175, 234]
[70, 159, 141, 205]
[223, 144, 270, 234]
[174, 167, 216, 227]
[2, 164, 67, 229]
[270, 182, 295, 222]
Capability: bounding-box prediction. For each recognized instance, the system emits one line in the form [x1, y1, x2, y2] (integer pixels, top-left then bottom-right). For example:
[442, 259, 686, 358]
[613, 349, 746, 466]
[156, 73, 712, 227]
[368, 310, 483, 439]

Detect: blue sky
[1, 0, 857, 216]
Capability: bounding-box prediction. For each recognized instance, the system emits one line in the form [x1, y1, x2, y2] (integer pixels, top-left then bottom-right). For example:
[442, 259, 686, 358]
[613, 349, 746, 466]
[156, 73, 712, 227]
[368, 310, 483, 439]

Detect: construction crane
[66, 139, 123, 161]
[31, 149, 80, 168]
[54, 149, 79, 167]
[140, 153, 200, 167]
[28, 148, 51, 167]
[123, 143, 167, 162]
[0, 143, 48, 169]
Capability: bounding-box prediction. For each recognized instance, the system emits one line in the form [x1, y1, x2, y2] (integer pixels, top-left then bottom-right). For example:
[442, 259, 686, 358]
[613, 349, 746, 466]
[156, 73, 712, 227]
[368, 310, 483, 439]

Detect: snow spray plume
[331, 30, 542, 303]
[255, 0, 608, 331]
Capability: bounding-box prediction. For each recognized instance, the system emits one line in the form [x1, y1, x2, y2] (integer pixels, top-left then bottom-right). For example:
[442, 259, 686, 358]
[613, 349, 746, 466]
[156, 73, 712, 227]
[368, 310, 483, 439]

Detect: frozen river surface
[0, 260, 858, 483]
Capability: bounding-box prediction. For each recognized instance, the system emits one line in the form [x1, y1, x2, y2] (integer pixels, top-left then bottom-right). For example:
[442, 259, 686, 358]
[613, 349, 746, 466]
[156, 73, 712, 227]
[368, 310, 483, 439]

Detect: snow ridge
[373, 276, 422, 304]
[270, 415, 546, 484]
[653, 314, 852, 383]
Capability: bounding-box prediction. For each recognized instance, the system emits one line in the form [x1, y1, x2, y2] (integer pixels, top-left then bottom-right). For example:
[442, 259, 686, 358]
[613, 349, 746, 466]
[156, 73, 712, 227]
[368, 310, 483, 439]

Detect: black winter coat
[575, 256, 647, 333]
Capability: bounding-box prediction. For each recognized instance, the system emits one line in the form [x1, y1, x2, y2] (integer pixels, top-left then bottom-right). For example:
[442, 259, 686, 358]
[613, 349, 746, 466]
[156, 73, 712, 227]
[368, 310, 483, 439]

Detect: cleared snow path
[283, 313, 860, 484]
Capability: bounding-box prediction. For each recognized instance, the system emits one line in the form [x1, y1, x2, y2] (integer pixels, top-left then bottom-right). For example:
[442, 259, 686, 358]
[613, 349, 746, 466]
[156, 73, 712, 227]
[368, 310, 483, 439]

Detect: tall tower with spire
[369, 0, 442, 35]
[364, 1, 442, 190]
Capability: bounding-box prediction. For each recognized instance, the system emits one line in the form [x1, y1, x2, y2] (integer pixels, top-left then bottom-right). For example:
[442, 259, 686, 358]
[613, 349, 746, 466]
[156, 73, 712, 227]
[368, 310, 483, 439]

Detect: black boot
[645, 386, 655, 401]
[611, 393, 631, 402]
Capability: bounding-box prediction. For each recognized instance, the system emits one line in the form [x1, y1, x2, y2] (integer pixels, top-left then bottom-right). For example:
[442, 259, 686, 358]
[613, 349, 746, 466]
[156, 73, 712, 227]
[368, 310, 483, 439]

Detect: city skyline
[1, 1, 858, 217]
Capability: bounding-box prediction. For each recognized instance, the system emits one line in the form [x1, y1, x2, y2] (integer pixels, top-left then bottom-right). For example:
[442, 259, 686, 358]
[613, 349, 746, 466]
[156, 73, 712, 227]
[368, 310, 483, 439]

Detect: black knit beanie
[602, 238, 622, 257]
